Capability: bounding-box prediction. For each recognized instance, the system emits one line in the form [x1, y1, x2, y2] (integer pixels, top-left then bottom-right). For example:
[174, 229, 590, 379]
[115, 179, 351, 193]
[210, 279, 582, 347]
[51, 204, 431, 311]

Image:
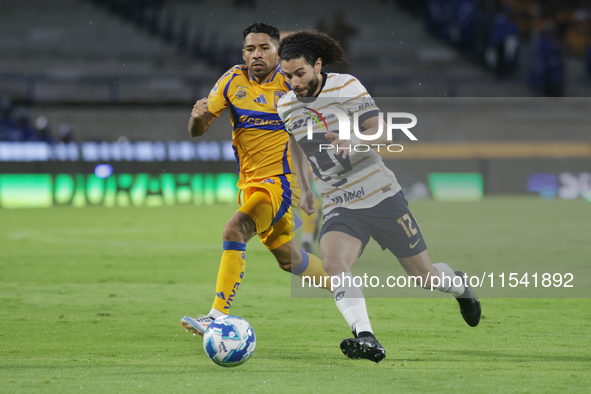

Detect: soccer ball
[203, 315, 256, 367]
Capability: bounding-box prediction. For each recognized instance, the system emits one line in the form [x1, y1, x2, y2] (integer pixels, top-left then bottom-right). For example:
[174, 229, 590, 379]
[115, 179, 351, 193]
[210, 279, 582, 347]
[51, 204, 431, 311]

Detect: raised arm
[290, 134, 316, 216]
[188, 98, 217, 137]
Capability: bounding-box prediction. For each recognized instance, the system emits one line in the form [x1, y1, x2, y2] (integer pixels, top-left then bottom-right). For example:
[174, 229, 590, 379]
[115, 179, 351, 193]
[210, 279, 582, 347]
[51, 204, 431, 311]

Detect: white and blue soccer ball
[203, 315, 256, 367]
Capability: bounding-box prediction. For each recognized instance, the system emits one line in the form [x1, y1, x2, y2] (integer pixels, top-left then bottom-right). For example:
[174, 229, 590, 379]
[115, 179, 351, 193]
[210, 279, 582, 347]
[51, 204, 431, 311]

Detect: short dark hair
[243, 22, 280, 44]
[279, 30, 348, 67]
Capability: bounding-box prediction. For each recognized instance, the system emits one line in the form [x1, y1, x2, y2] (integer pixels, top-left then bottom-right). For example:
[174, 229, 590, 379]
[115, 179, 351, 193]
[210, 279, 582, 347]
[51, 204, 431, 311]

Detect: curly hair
[279, 30, 348, 67]
[243, 22, 280, 44]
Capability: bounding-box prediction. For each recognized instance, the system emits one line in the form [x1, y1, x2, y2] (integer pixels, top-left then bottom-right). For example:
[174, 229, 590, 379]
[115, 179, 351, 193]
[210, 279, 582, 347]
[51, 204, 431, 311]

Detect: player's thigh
[237, 189, 275, 234]
[319, 209, 370, 275]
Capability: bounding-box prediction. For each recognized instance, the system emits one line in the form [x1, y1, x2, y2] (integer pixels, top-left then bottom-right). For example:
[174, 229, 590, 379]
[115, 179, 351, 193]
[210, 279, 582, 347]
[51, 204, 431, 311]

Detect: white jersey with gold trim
[277, 72, 402, 213]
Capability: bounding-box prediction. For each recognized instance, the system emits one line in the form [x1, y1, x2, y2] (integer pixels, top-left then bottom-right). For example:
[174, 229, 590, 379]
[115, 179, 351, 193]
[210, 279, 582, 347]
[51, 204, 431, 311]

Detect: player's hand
[299, 189, 316, 216]
[325, 131, 352, 159]
[191, 98, 209, 119]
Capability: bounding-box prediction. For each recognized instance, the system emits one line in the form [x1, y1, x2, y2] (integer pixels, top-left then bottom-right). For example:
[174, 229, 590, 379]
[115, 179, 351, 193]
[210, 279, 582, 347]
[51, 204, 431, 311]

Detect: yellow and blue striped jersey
[207, 64, 292, 188]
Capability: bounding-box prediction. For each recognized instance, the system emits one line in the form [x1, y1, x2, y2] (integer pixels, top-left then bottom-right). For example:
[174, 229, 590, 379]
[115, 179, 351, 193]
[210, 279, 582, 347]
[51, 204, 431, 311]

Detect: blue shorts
[319, 192, 428, 258]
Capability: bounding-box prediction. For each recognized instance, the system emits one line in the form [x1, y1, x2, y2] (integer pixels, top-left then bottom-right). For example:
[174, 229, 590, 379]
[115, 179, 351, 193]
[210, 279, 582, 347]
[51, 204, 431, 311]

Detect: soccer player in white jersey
[276, 31, 481, 363]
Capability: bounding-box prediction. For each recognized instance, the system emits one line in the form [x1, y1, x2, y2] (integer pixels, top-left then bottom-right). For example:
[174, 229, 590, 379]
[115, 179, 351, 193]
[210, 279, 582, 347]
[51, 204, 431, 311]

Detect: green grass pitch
[1, 197, 590, 393]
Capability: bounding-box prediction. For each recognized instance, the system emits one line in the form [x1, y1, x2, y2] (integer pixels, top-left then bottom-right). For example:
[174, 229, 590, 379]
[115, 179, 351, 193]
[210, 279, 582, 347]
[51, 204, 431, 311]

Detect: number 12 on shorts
[397, 213, 417, 238]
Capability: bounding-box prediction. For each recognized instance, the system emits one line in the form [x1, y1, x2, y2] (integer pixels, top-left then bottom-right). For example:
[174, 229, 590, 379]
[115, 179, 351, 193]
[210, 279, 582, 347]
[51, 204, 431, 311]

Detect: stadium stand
[403, 0, 591, 97]
[1, 0, 535, 103]
[1, 0, 589, 143]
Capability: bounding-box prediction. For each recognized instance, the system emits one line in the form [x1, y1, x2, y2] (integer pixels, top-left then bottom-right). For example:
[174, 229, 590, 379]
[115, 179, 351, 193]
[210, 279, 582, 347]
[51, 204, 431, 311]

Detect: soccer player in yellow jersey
[181, 22, 329, 337]
[279, 30, 321, 255]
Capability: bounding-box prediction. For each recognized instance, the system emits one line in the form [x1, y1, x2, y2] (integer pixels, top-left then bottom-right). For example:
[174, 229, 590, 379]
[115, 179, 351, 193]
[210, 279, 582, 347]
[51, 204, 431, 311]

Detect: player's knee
[223, 221, 246, 242]
[222, 223, 238, 242]
[223, 215, 255, 242]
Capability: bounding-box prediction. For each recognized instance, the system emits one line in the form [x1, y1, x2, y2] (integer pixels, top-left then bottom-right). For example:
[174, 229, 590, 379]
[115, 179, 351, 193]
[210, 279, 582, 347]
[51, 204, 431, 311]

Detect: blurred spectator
[57, 123, 74, 143]
[9, 109, 35, 141]
[508, 0, 537, 36]
[425, 0, 449, 40]
[33, 116, 54, 143]
[471, 0, 497, 64]
[449, 0, 479, 50]
[422, 0, 591, 93]
[565, 10, 590, 57]
[529, 24, 565, 96]
[0, 98, 16, 141]
[484, 4, 520, 77]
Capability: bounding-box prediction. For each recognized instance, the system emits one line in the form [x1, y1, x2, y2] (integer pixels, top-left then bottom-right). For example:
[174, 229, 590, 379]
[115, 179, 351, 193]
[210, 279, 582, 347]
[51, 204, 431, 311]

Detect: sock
[208, 308, 225, 318]
[291, 250, 331, 291]
[211, 241, 246, 313]
[332, 272, 373, 335]
[432, 262, 464, 297]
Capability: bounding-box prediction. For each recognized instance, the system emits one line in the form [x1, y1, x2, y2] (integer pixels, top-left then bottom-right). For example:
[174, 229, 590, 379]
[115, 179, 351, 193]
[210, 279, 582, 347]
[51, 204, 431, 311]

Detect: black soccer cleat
[454, 270, 481, 327]
[340, 336, 386, 363]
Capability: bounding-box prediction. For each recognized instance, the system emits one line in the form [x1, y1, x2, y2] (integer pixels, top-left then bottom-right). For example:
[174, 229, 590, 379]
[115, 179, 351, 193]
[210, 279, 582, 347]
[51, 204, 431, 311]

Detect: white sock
[208, 308, 225, 318]
[432, 262, 465, 297]
[332, 272, 373, 335]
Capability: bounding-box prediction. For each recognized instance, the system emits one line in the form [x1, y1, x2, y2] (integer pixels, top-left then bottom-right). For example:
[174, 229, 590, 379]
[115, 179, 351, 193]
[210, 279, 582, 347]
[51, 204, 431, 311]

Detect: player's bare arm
[289, 134, 316, 216]
[188, 98, 216, 137]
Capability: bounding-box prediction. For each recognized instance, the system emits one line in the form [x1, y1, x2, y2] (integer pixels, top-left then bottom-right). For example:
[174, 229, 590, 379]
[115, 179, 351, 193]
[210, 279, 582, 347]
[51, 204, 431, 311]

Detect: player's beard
[249, 60, 272, 79]
[295, 73, 320, 97]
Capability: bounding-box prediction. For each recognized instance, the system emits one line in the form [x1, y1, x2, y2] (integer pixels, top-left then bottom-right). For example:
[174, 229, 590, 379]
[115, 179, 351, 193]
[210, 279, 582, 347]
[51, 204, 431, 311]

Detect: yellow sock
[292, 251, 331, 291]
[212, 242, 246, 313]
